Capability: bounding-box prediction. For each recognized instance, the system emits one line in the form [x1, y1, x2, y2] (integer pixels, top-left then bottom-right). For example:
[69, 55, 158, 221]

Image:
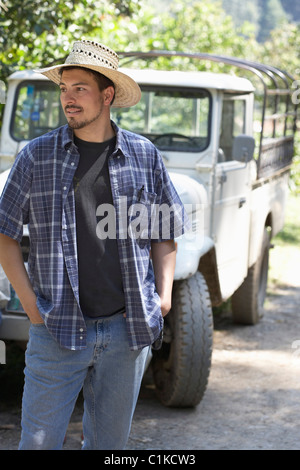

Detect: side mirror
[232, 135, 255, 163]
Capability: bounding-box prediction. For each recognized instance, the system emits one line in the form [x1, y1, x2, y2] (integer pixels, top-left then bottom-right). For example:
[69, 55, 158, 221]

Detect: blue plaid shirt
[0, 122, 188, 350]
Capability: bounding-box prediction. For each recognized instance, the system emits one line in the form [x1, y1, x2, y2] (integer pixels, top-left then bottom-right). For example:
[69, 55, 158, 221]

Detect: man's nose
[61, 90, 76, 104]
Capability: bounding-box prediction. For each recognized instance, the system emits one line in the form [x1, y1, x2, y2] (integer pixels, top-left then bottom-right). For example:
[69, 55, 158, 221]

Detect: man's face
[59, 68, 105, 130]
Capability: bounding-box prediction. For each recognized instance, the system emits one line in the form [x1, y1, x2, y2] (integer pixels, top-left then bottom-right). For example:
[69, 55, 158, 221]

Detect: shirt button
[79, 328, 83, 332]
[80, 336, 83, 340]
[71, 162, 75, 166]
[63, 186, 67, 190]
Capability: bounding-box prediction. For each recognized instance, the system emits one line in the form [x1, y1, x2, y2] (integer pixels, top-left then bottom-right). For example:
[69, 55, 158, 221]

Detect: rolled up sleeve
[0, 147, 32, 242]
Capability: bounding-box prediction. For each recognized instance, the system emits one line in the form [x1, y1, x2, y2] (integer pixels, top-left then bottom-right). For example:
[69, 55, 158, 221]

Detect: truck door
[213, 94, 252, 299]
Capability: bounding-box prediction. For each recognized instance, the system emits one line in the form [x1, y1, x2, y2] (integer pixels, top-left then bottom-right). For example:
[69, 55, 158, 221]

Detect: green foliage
[0, 0, 141, 81]
[273, 194, 300, 247]
[260, 23, 300, 79]
[116, 1, 260, 73]
[290, 146, 300, 195]
[221, 0, 289, 43]
[161, 1, 255, 55]
[0, 0, 260, 79]
[258, 23, 300, 193]
[276, 0, 300, 23]
[0, 0, 299, 192]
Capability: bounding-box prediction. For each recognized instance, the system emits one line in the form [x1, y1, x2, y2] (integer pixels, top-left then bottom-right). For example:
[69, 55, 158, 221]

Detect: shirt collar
[61, 121, 129, 158]
[62, 124, 74, 150]
[111, 121, 131, 158]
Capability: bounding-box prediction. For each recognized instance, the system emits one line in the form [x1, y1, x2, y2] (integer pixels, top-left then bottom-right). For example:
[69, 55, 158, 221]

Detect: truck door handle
[239, 197, 246, 208]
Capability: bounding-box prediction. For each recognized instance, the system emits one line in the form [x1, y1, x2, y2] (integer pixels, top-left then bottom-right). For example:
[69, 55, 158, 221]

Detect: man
[0, 40, 188, 449]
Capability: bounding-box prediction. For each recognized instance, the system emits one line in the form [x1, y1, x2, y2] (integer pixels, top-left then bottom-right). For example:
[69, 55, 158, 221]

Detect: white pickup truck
[0, 52, 297, 407]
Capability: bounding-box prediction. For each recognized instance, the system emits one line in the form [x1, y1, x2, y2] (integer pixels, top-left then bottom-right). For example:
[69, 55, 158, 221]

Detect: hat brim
[35, 63, 141, 108]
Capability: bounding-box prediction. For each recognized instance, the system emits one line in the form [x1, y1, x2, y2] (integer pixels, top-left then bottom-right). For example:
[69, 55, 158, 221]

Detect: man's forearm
[0, 233, 42, 323]
[151, 239, 176, 317]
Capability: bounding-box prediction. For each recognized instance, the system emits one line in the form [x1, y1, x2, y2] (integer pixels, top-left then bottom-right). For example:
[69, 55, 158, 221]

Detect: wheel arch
[265, 211, 273, 235]
[198, 247, 223, 307]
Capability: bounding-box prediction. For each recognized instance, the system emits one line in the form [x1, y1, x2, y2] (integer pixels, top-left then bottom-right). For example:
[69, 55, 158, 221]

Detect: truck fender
[169, 171, 208, 277]
[174, 235, 223, 307]
[174, 234, 213, 280]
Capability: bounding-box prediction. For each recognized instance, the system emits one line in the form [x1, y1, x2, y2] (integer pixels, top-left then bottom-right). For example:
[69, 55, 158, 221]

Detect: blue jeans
[19, 314, 150, 450]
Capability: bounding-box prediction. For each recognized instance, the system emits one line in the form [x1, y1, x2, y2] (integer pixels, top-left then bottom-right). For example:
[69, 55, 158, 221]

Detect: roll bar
[119, 51, 298, 178]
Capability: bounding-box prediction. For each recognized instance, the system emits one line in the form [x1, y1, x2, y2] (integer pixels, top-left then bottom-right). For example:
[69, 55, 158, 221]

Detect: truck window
[11, 81, 66, 141]
[111, 87, 211, 152]
[219, 95, 246, 161]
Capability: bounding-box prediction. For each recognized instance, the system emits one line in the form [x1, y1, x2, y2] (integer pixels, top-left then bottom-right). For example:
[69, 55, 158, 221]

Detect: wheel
[151, 271, 213, 407]
[231, 227, 270, 325]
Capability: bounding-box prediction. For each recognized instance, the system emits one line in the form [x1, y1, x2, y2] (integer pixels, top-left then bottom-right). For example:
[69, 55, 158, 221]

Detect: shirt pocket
[128, 187, 157, 243]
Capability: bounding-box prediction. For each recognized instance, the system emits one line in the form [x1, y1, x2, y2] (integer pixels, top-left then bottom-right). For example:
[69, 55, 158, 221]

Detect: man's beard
[65, 106, 103, 130]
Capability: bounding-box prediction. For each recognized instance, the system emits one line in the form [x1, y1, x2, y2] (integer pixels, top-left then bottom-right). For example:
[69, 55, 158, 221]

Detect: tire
[231, 227, 270, 325]
[151, 271, 213, 407]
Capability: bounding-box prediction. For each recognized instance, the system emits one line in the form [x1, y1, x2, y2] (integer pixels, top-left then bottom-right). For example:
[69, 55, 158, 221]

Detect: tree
[260, 22, 300, 79]
[123, 0, 260, 73]
[257, 0, 287, 42]
[0, 0, 140, 81]
[280, 0, 300, 22]
[222, 0, 261, 37]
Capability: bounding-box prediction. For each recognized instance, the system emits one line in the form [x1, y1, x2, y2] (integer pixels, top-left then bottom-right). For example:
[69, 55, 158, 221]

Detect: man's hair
[59, 66, 115, 105]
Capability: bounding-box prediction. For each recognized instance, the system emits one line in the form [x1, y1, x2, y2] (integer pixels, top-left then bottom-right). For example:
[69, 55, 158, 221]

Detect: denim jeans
[19, 314, 150, 450]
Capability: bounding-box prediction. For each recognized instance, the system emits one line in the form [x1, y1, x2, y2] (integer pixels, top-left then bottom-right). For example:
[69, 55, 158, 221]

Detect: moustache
[65, 105, 83, 112]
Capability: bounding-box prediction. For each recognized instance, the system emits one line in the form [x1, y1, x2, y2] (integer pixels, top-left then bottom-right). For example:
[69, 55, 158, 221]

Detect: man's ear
[104, 86, 115, 106]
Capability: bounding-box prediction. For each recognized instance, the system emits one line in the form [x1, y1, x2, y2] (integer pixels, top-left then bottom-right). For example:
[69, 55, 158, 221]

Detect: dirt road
[0, 244, 300, 450]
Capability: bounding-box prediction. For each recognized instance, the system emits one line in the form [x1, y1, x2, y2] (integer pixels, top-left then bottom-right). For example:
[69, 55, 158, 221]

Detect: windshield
[11, 81, 66, 141]
[11, 82, 211, 152]
[111, 87, 211, 152]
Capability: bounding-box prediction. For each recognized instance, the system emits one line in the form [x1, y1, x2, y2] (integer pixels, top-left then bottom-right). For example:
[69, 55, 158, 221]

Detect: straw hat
[36, 40, 141, 108]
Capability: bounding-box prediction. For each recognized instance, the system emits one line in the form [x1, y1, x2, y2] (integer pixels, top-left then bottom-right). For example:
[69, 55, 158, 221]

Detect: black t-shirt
[73, 135, 125, 317]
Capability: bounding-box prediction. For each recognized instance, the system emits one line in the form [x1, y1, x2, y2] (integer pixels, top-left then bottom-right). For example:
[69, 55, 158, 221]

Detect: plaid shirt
[0, 122, 188, 350]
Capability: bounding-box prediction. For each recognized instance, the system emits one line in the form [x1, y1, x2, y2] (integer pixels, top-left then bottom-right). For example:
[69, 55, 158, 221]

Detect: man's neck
[73, 121, 115, 143]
